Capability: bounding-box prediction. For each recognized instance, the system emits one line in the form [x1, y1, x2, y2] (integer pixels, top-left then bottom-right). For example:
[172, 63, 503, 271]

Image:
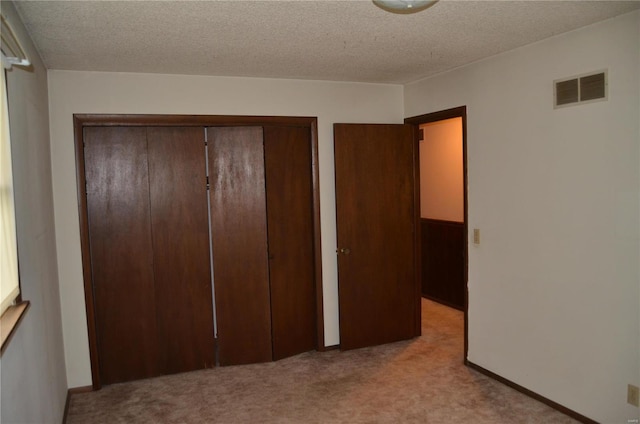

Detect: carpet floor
[67, 299, 579, 423]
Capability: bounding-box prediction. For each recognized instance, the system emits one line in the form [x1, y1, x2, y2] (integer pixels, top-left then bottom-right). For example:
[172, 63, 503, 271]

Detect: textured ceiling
[13, 0, 640, 84]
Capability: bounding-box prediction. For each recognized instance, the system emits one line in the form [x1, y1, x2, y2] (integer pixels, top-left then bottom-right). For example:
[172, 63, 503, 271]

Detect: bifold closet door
[85, 126, 215, 385]
[147, 127, 215, 373]
[85, 127, 160, 384]
[208, 127, 273, 365]
[263, 126, 316, 360]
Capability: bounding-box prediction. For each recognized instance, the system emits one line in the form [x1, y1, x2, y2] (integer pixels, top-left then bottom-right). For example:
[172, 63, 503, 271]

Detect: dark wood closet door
[147, 127, 215, 373]
[208, 127, 272, 365]
[334, 124, 417, 351]
[264, 126, 316, 360]
[84, 127, 159, 384]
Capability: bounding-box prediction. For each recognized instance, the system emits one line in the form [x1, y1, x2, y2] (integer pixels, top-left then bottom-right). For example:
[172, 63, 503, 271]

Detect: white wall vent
[554, 70, 607, 108]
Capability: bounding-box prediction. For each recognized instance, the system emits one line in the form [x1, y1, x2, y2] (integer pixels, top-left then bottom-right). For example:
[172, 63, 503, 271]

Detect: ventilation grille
[554, 70, 607, 108]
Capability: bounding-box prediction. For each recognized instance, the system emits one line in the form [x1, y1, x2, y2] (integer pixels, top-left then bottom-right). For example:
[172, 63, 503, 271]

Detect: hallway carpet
[66, 299, 579, 423]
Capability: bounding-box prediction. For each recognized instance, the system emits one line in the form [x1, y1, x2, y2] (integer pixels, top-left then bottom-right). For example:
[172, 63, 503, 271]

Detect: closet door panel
[264, 126, 316, 360]
[208, 127, 272, 365]
[84, 127, 159, 384]
[147, 127, 215, 373]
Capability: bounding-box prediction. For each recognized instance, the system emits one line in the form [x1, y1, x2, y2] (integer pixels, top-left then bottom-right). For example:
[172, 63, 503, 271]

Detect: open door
[334, 123, 419, 351]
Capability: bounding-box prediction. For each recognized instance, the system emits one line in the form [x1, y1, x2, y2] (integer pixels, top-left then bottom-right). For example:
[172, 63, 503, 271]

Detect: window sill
[0, 301, 30, 354]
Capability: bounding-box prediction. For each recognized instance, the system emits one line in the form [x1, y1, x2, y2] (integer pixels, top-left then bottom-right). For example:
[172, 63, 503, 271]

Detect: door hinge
[206, 176, 210, 190]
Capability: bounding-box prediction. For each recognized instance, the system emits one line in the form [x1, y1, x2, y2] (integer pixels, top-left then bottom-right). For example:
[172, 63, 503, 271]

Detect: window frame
[0, 57, 30, 354]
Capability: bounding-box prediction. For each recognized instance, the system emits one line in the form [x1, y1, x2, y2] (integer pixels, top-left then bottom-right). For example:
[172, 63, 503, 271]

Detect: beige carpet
[66, 299, 579, 423]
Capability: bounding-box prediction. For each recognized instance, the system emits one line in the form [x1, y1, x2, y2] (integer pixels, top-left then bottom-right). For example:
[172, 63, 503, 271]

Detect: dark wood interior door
[264, 126, 316, 360]
[208, 127, 272, 365]
[147, 127, 215, 373]
[84, 127, 160, 384]
[334, 124, 418, 351]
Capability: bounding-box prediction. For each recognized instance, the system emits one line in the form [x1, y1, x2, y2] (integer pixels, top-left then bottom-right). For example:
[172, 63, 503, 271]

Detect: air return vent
[554, 70, 607, 108]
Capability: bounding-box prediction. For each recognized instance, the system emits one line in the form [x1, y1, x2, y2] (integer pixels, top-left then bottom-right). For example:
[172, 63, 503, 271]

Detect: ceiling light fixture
[373, 0, 438, 14]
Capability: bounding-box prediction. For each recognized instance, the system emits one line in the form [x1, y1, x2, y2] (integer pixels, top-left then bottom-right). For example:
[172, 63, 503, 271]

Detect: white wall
[0, 1, 68, 423]
[405, 11, 639, 423]
[47, 70, 404, 388]
[420, 117, 464, 222]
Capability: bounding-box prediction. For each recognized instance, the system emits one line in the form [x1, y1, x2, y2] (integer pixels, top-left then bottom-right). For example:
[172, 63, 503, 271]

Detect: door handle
[336, 247, 351, 255]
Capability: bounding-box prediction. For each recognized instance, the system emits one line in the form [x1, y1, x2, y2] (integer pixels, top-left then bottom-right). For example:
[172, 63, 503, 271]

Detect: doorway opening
[405, 106, 468, 361]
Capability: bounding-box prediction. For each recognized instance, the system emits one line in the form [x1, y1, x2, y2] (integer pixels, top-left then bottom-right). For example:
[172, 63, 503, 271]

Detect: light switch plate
[473, 229, 480, 245]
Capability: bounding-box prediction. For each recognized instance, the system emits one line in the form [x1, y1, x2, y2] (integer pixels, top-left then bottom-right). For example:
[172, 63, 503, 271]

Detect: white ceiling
[13, 0, 640, 84]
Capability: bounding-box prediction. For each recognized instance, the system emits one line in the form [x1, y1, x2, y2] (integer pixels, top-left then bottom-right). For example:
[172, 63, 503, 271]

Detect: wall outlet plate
[628, 384, 639, 407]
